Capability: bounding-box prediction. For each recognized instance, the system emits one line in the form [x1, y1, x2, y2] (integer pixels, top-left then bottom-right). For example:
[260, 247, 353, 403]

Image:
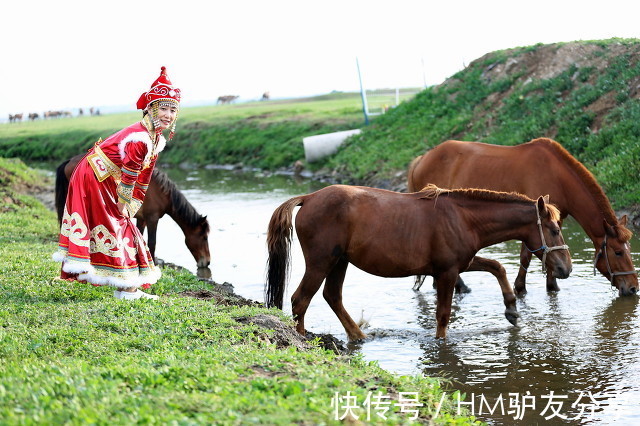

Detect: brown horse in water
[407, 138, 637, 297]
[55, 154, 211, 268]
[265, 184, 571, 340]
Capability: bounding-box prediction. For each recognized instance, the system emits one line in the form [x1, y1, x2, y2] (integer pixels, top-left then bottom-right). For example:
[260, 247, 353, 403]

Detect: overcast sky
[2, 0, 639, 118]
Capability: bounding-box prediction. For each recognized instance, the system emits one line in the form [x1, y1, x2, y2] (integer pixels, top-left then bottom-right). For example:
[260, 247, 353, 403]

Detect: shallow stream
[153, 167, 640, 425]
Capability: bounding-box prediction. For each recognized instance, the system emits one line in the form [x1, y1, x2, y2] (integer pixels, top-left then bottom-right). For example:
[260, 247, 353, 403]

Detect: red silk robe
[53, 122, 165, 288]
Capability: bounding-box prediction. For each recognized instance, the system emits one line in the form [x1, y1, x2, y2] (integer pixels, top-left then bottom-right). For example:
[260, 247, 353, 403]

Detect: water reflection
[153, 167, 640, 425]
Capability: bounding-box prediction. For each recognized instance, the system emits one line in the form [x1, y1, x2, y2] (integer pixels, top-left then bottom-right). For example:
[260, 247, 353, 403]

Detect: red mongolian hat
[136, 66, 181, 110]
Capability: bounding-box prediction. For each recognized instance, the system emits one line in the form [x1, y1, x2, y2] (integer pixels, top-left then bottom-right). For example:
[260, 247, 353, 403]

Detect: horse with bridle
[265, 184, 571, 340]
[55, 154, 211, 269]
[407, 138, 637, 297]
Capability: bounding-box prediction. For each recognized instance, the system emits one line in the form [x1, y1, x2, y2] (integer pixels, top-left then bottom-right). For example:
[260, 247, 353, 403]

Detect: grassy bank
[327, 39, 640, 209]
[0, 158, 478, 424]
[0, 93, 365, 171]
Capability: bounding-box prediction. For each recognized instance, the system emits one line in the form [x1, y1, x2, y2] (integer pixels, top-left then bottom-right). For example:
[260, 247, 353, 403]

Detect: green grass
[0, 94, 366, 170]
[0, 159, 479, 424]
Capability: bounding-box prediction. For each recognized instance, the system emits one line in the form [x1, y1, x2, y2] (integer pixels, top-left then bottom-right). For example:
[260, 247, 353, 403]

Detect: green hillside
[329, 38, 640, 211]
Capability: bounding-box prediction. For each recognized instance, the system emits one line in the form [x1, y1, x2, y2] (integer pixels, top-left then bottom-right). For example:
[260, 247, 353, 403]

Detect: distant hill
[324, 38, 640, 213]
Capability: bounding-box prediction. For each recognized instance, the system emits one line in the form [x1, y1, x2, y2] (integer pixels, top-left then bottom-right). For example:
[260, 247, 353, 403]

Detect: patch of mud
[305, 330, 347, 354]
[180, 294, 348, 353]
[236, 314, 312, 351]
[163, 262, 348, 353]
[234, 314, 348, 354]
[179, 288, 262, 307]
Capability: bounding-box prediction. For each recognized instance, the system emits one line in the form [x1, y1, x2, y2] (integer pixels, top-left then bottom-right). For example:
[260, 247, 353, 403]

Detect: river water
[153, 166, 640, 425]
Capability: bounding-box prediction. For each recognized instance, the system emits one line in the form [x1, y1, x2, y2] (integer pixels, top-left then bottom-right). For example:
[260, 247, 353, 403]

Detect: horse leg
[322, 258, 365, 341]
[413, 275, 426, 291]
[466, 256, 519, 326]
[514, 243, 531, 295]
[145, 219, 158, 261]
[136, 217, 146, 234]
[455, 276, 471, 293]
[290, 268, 328, 337]
[434, 271, 458, 338]
[546, 272, 560, 292]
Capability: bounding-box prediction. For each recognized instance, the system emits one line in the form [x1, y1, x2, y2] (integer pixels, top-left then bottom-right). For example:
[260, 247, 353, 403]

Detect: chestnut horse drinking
[265, 184, 571, 340]
[407, 138, 637, 296]
[55, 154, 211, 268]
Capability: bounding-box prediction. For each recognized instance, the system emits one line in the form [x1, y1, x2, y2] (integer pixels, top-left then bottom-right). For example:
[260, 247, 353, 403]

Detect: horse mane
[152, 169, 210, 233]
[529, 138, 632, 241]
[418, 183, 562, 222]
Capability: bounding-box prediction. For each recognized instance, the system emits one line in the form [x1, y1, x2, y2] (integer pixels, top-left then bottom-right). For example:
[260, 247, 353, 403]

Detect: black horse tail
[265, 195, 305, 309]
[54, 160, 71, 225]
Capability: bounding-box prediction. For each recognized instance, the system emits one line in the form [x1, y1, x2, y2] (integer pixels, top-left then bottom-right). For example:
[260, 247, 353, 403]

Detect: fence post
[356, 57, 369, 125]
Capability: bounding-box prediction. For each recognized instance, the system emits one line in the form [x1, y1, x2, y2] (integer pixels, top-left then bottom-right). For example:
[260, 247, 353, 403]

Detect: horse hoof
[505, 310, 519, 326]
[347, 331, 367, 342]
[546, 285, 561, 292]
[455, 282, 472, 294]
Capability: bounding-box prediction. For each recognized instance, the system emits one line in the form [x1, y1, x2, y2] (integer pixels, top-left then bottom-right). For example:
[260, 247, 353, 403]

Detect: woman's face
[151, 103, 178, 130]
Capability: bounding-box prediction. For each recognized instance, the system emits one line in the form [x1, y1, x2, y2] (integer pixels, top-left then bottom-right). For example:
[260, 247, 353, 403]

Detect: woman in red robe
[53, 67, 181, 300]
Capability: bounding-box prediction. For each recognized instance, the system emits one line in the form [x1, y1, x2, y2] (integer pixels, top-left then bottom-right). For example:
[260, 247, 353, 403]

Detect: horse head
[524, 196, 572, 279]
[595, 216, 638, 296]
[185, 215, 211, 268]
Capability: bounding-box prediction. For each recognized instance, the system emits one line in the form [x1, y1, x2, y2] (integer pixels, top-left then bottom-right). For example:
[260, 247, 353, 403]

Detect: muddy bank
[164, 261, 348, 354]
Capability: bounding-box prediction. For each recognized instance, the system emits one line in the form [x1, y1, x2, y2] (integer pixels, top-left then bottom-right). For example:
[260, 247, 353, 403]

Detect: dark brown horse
[55, 154, 211, 268]
[407, 138, 637, 297]
[265, 184, 571, 340]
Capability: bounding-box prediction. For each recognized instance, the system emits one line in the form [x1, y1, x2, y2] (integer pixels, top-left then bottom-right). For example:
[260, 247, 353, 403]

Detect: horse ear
[543, 194, 550, 204]
[536, 196, 546, 215]
[603, 219, 617, 238]
[619, 214, 628, 227]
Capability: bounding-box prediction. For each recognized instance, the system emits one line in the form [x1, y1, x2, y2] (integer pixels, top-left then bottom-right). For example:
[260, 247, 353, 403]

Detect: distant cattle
[8, 113, 23, 123]
[44, 110, 72, 119]
[217, 95, 239, 104]
[44, 111, 61, 119]
[261, 91, 270, 101]
[28, 113, 39, 121]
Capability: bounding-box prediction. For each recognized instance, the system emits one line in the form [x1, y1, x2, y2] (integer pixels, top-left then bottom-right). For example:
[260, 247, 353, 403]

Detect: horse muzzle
[552, 264, 572, 279]
[615, 276, 639, 297]
[197, 257, 211, 268]
[545, 248, 572, 279]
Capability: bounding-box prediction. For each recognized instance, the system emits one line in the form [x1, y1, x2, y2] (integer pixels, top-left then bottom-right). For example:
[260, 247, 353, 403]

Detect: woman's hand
[117, 201, 130, 218]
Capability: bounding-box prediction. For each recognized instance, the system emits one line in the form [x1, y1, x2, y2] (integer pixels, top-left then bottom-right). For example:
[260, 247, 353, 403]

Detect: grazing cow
[216, 95, 239, 104]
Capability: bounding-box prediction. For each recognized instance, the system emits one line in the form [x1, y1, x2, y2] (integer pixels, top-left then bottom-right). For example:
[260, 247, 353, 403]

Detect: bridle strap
[525, 202, 569, 275]
[593, 234, 638, 280]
